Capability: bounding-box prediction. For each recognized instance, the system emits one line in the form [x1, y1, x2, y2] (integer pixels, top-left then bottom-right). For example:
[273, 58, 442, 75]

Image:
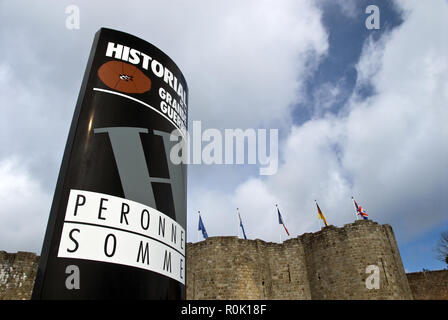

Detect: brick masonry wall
[406, 269, 448, 300]
[1, 221, 447, 300]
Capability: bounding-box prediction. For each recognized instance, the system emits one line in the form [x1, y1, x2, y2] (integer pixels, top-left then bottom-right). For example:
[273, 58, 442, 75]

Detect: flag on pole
[276, 205, 290, 236]
[315, 200, 328, 227]
[237, 209, 248, 240]
[352, 197, 368, 220]
[198, 214, 208, 239]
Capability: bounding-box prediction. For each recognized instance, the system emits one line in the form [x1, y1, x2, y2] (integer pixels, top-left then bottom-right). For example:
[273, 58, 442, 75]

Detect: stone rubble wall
[406, 269, 448, 300]
[0, 251, 39, 300]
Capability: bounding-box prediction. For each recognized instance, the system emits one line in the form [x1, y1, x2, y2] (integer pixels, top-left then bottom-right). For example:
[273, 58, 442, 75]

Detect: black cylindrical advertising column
[32, 28, 188, 299]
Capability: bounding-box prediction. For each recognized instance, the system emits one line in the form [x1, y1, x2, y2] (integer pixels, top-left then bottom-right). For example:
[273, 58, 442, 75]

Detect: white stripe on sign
[57, 189, 185, 284]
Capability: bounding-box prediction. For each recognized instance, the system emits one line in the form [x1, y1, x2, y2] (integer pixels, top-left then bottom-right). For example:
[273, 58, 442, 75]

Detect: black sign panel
[32, 28, 188, 299]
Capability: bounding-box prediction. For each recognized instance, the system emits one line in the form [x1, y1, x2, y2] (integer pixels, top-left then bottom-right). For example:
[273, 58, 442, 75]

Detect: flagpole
[352, 197, 359, 221]
[316, 210, 323, 229]
[275, 204, 281, 243]
[315, 200, 324, 229]
[279, 227, 282, 243]
[197, 210, 200, 242]
[314, 200, 319, 228]
[236, 208, 240, 238]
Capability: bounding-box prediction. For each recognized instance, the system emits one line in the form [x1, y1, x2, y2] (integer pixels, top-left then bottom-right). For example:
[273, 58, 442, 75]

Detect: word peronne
[169, 121, 279, 176]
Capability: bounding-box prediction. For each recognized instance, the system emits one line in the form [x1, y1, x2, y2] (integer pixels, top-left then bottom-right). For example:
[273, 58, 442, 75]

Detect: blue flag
[238, 213, 248, 240]
[198, 215, 208, 239]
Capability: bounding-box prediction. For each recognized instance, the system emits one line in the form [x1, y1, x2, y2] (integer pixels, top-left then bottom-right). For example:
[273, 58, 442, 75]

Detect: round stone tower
[300, 220, 412, 299]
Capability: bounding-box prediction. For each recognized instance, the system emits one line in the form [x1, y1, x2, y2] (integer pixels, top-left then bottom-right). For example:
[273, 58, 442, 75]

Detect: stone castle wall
[186, 236, 311, 299]
[1, 220, 447, 300]
[187, 220, 413, 299]
[406, 270, 448, 300]
[0, 251, 39, 300]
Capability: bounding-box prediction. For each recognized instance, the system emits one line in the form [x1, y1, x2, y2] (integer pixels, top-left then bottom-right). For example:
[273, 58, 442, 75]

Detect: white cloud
[342, 0, 448, 238]
[355, 35, 387, 88]
[189, 0, 448, 244]
[312, 80, 348, 117]
[176, 0, 328, 129]
[0, 158, 51, 253]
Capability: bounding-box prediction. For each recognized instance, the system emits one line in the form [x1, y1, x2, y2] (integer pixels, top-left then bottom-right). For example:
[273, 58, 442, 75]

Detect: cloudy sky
[0, 0, 447, 272]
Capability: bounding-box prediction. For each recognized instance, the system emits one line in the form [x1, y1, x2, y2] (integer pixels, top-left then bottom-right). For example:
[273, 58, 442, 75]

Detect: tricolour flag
[198, 214, 208, 239]
[238, 210, 248, 240]
[315, 201, 328, 227]
[352, 197, 368, 220]
[276, 205, 290, 236]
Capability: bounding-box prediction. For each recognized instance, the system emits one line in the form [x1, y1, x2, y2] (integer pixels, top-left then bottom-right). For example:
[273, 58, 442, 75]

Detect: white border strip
[93, 88, 186, 139]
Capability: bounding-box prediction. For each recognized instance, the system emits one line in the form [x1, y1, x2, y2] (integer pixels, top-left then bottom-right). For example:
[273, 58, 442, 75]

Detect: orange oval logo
[97, 60, 151, 94]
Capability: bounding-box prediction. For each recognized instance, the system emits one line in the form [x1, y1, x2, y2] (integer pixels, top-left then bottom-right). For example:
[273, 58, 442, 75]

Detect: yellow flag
[316, 202, 328, 227]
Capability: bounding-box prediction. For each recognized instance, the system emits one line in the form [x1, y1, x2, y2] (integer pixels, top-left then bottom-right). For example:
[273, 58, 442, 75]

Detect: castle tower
[186, 220, 413, 299]
[301, 220, 412, 299]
